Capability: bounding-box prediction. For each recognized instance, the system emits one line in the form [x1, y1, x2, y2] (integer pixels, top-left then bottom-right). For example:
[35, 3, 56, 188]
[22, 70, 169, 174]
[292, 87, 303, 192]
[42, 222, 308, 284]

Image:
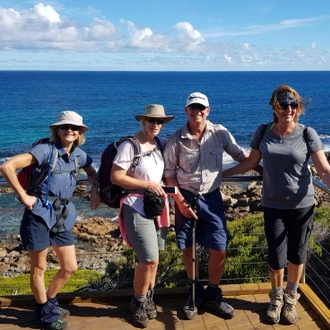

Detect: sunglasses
[279, 102, 298, 110]
[59, 125, 81, 131]
[189, 104, 207, 111]
[146, 118, 165, 125]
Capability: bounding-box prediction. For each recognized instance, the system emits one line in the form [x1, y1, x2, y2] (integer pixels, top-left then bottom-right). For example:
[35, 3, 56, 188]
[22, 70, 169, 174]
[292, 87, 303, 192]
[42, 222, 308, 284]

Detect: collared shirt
[29, 142, 92, 231]
[164, 120, 245, 194]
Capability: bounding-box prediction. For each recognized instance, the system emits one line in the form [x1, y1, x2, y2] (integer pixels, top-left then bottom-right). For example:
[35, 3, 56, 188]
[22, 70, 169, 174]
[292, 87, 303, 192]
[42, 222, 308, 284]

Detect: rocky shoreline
[1, 157, 330, 279]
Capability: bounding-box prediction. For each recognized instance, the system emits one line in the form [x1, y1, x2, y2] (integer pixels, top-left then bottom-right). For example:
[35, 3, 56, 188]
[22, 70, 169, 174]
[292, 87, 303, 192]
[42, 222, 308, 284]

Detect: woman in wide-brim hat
[111, 104, 174, 328]
[134, 104, 174, 123]
[1, 110, 100, 329]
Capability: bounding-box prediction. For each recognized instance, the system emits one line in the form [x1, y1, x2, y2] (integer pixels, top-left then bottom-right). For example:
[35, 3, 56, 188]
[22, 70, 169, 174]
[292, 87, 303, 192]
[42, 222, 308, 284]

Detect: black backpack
[98, 136, 166, 208]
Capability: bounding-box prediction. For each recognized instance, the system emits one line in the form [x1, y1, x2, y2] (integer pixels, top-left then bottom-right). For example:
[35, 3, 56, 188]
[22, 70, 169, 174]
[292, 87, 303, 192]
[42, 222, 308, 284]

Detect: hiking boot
[58, 307, 70, 318]
[35, 301, 61, 325]
[48, 297, 70, 318]
[130, 296, 149, 328]
[183, 281, 205, 320]
[40, 318, 68, 330]
[204, 286, 235, 319]
[266, 289, 284, 324]
[282, 289, 300, 324]
[145, 289, 157, 319]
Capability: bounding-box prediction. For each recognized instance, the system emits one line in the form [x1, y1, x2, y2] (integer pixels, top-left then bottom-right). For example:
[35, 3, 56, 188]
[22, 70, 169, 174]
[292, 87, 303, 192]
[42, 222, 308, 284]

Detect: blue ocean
[1, 71, 330, 234]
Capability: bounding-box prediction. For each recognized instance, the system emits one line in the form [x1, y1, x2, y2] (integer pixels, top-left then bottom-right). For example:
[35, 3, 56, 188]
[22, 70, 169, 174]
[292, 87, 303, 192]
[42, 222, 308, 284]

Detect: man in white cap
[164, 92, 247, 320]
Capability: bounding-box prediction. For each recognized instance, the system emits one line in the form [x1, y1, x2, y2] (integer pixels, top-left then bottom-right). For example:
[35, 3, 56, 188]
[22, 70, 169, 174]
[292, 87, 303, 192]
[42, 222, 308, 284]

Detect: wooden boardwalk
[1, 283, 329, 330]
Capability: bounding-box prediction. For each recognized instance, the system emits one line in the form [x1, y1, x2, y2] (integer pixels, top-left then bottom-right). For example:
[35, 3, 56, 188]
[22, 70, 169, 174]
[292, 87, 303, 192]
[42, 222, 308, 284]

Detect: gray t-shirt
[250, 122, 323, 209]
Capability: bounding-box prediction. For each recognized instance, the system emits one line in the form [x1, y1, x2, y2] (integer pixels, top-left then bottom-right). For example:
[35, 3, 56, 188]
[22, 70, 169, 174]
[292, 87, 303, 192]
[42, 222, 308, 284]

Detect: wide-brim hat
[185, 92, 209, 107]
[135, 104, 174, 124]
[49, 110, 89, 134]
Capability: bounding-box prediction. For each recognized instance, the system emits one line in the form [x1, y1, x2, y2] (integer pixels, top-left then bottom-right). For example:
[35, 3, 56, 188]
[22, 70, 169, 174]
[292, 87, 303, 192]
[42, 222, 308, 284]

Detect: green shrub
[0, 270, 100, 296]
[2, 207, 330, 294]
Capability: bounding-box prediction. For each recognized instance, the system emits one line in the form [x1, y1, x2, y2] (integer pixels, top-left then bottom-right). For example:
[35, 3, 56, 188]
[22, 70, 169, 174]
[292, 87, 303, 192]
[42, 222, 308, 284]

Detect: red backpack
[17, 138, 58, 193]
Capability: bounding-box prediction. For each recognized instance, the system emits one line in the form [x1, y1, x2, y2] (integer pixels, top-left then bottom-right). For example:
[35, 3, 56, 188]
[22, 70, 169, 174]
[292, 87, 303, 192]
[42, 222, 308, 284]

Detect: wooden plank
[299, 283, 330, 328]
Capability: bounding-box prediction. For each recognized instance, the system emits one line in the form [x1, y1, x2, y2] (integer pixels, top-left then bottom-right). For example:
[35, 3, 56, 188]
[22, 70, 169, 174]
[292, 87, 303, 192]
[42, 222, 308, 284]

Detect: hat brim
[185, 100, 209, 107]
[135, 114, 174, 124]
[49, 122, 89, 134]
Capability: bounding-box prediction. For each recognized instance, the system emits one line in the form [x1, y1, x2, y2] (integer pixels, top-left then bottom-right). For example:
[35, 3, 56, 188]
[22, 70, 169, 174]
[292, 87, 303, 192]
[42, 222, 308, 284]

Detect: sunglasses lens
[280, 102, 298, 110]
[60, 125, 80, 131]
[147, 118, 164, 125]
[189, 104, 206, 110]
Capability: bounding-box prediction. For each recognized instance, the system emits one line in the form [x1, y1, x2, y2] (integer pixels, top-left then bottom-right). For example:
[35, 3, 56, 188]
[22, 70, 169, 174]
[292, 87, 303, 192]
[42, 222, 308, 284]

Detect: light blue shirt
[29, 142, 92, 231]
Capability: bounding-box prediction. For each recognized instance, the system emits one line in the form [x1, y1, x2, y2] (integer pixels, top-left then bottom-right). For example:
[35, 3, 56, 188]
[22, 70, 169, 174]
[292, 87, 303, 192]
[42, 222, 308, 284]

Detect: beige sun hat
[135, 104, 174, 124]
[49, 110, 89, 134]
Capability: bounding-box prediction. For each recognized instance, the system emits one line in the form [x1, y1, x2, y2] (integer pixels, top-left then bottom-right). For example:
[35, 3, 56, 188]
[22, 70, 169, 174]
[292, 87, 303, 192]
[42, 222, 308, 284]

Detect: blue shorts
[122, 204, 167, 263]
[264, 205, 314, 269]
[175, 188, 227, 251]
[20, 210, 75, 251]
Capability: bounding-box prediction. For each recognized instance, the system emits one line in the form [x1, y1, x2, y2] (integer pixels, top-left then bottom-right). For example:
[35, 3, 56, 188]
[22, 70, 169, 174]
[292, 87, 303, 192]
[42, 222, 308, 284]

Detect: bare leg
[29, 249, 49, 304]
[133, 259, 159, 295]
[183, 247, 199, 279]
[47, 245, 77, 298]
[287, 262, 304, 285]
[268, 265, 284, 289]
[208, 249, 226, 284]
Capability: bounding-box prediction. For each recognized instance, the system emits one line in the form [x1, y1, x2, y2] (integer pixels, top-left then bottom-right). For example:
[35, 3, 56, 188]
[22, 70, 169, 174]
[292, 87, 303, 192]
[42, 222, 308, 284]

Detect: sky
[1, 0, 330, 71]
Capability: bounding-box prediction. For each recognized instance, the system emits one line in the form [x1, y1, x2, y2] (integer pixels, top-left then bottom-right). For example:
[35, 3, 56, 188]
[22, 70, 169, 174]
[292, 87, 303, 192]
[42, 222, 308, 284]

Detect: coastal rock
[1, 161, 330, 278]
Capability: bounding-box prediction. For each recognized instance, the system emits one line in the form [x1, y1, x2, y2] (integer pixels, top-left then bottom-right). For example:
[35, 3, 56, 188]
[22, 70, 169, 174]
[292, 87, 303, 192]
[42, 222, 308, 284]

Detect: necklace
[271, 122, 295, 144]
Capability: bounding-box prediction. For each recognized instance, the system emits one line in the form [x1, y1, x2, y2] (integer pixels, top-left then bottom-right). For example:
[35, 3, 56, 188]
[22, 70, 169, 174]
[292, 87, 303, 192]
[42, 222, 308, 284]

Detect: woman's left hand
[146, 182, 166, 197]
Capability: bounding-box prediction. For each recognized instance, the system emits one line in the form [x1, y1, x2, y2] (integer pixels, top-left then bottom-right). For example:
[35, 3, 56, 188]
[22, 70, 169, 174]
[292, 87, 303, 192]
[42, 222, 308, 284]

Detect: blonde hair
[50, 127, 86, 147]
[269, 84, 307, 123]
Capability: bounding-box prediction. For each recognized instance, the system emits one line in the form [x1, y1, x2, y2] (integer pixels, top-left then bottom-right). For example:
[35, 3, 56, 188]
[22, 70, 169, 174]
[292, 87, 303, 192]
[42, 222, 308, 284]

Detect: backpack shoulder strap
[119, 136, 142, 169]
[303, 126, 311, 154]
[50, 145, 58, 171]
[154, 136, 167, 155]
[30, 143, 57, 190]
[257, 123, 268, 150]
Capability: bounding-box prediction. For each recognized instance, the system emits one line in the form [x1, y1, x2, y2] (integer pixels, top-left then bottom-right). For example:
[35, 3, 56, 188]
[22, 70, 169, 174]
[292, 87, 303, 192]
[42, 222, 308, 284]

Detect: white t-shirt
[113, 140, 164, 216]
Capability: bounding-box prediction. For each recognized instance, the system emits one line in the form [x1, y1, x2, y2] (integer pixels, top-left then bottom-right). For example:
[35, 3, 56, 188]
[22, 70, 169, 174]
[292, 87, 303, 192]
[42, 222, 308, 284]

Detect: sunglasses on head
[189, 104, 207, 111]
[59, 125, 81, 131]
[279, 102, 298, 110]
[146, 118, 165, 125]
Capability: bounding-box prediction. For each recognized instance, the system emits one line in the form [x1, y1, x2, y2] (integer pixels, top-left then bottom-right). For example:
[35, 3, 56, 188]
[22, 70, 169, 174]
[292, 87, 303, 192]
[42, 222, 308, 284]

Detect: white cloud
[84, 18, 115, 40]
[0, 3, 329, 70]
[242, 42, 254, 51]
[119, 19, 168, 50]
[205, 16, 330, 38]
[224, 54, 232, 62]
[32, 3, 61, 23]
[174, 21, 205, 50]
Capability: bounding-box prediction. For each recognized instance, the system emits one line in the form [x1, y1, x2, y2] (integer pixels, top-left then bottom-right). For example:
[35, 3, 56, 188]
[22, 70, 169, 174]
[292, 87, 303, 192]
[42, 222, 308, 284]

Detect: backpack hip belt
[37, 194, 71, 234]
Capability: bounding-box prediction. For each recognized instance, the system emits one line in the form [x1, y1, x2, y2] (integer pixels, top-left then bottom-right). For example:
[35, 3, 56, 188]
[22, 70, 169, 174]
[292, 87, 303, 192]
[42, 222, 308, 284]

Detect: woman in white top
[110, 104, 174, 328]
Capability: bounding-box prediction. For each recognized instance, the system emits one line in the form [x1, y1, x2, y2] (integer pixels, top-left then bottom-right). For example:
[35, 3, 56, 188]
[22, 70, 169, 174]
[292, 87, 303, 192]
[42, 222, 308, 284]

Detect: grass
[0, 270, 101, 296]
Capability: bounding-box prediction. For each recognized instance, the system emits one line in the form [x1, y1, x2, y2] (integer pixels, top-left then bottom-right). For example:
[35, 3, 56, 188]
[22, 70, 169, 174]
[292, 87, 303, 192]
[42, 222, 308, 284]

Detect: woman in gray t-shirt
[223, 84, 330, 325]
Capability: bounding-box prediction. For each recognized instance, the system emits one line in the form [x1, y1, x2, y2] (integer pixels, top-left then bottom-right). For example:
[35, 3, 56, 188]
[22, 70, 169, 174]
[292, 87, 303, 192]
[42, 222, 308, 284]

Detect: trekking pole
[191, 193, 199, 313]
